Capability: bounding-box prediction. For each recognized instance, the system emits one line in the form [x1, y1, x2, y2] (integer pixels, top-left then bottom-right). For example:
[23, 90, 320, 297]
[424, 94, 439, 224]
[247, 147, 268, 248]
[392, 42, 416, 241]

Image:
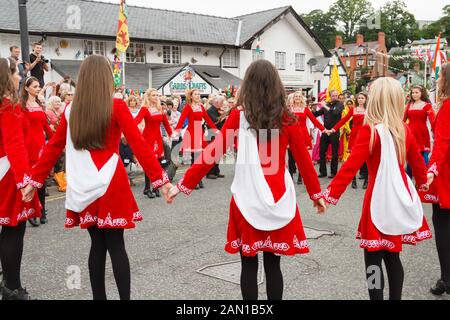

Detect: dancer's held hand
[21, 184, 36, 203]
[167, 185, 180, 202]
[420, 173, 435, 192]
[161, 183, 174, 204]
[314, 198, 328, 214]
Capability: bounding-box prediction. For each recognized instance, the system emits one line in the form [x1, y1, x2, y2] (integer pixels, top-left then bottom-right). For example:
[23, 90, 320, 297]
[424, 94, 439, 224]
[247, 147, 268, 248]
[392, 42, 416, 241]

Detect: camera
[40, 55, 49, 63]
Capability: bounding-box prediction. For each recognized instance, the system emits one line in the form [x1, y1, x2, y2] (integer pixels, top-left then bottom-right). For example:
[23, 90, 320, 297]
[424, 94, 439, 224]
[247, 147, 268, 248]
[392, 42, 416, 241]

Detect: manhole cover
[304, 226, 335, 239]
[197, 260, 264, 285]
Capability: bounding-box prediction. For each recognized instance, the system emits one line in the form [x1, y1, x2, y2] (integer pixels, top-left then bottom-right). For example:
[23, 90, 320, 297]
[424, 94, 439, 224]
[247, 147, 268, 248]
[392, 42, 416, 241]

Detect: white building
[0, 0, 337, 97]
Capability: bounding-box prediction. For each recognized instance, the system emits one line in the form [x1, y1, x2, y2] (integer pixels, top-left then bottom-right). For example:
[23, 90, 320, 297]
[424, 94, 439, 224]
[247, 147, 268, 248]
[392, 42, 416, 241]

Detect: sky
[94, 0, 448, 21]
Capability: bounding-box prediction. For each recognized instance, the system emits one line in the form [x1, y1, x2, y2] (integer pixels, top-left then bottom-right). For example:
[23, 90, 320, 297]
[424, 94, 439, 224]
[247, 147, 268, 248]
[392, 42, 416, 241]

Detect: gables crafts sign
[162, 66, 213, 95]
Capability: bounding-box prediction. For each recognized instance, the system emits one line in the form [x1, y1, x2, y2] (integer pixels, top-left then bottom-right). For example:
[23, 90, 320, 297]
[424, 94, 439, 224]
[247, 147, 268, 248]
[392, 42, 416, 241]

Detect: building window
[354, 70, 361, 80]
[163, 46, 181, 64]
[126, 43, 146, 63]
[295, 53, 305, 71]
[222, 49, 238, 68]
[252, 49, 265, 61]
[84, 40, 106, 57]
[275, 52, 286, 70]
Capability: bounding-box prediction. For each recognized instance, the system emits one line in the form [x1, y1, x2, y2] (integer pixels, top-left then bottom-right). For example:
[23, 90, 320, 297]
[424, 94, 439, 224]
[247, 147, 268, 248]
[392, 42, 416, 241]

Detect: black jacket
[313, 101, 344, 130]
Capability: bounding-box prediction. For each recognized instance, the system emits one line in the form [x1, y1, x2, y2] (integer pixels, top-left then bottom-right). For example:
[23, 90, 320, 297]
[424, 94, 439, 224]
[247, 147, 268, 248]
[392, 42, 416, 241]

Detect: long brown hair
[438, 62, 450, 103]
[70, 55, 114, 150]
[237, 60, 294, 135]
[185, 89, 199, 105]
[0, 57, 18, 108]
[409, 85, 430, 103]
[20, 76, 43, 110]
[356, 92, 368, 109]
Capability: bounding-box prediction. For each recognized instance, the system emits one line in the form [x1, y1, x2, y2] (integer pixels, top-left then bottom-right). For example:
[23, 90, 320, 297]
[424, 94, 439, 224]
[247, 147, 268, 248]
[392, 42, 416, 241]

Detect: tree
[301, 9, 340, 48]
[329, 0, 374, 41]
[380, 0, 418, 48]
[419, 5, 450, 42]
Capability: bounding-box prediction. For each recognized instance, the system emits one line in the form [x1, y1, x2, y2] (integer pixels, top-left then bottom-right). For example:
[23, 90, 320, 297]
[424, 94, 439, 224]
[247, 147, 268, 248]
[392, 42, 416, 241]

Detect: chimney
[378, 32, 386, 48]
[356, 34, 364, 46]
[335, 35, 343, 48]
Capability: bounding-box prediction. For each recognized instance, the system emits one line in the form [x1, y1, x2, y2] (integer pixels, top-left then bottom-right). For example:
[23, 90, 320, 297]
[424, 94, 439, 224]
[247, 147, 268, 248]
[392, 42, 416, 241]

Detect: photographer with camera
[9, 45, 29, 84]
[29, 42, 49, 88]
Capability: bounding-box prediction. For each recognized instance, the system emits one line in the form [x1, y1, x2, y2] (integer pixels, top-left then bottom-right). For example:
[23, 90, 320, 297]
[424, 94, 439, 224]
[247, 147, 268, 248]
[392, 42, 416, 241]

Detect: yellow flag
[116, 0, 130, 53]
[326, 62, 343, 101]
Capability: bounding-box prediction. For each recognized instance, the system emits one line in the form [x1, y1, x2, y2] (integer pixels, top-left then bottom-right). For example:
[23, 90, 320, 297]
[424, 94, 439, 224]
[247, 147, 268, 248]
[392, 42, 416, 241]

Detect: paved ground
[18, 163, 449, 300]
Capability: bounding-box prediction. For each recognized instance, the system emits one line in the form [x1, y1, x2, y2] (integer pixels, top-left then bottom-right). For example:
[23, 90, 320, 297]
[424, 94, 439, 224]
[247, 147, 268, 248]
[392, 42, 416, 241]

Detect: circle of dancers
[0, 55, 449, 300]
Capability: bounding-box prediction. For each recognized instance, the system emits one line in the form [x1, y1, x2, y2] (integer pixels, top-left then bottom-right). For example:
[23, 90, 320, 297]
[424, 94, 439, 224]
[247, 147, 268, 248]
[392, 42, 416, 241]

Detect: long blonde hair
[292, 91, 306, 108]
[437, 62, 450, 104]
[365, 77, 406, 164]
[143, 88, 161, 112]
[70, 55, 113, 150]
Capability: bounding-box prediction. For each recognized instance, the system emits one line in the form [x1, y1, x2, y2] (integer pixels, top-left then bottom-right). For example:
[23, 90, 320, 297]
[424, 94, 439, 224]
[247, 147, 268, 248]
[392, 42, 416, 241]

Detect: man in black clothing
[29, 42, 49, 88]
[206, 95, 225, 179]
[313, 90, 344, 178]
[9, 46, 29, 85]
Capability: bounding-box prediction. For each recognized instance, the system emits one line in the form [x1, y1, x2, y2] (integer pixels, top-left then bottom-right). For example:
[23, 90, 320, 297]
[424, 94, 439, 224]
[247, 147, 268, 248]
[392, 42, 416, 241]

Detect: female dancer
[172, 89, 217, 189]
[0, 57, 41, 300]
[23, 55, 172, 300]
[135, 89, 172, 198]
[169, 60, 326, 300]
[324, 77, 432, 300]
[425, 62, 450, 295]
[289, 91, 325, 184]
[404, 85, 435, 176]
[20, 76, 54, 226]
[330, 92, 368, 189]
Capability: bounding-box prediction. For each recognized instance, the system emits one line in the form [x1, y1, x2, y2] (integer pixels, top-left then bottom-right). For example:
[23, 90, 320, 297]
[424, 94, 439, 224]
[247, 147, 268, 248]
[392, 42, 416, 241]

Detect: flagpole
[122, 51, 126, 87]
[424, 55, 427, 88]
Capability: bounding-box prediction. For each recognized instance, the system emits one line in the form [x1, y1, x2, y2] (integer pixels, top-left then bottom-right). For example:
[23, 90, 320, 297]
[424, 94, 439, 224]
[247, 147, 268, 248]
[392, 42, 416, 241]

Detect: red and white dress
[30, 99, 169, 229]
[332, 106, 365, 151]
[134, 107, 172, 159]
[426, 98, 450, 209]
[404, 102, 435, 152]
[25, 103, 54, 165]
[177, 109, 323, 256]
[292, 107, 325, 149]
[0, 99, 41, 226]
[324, 124, 432, 252]
[174, 103, 217, 153]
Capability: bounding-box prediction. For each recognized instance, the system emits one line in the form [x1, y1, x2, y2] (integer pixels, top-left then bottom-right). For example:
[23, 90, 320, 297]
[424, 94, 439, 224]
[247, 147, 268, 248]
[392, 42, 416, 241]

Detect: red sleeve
[174, 105, 190, 131]
[162, 113, 173, 136]
[1, 109, 32, 188]
[405, 125, 427, 187]
[287, 123, 323, 200]
[324, 125, 372, 205]
[333, 107, 353, 131]
[305, 108, 325, 131]
[202, 106, 218, 130]
[43, 118, 54, 140]
[114, 99, 169, 189]
[31, 110, 68, 185]
[403, 104, 411, 122]
[134, 108, 147, 125]
[177, 109, 240, 194]
[425, 103, 436, 130]
[428, 101, 450, 176]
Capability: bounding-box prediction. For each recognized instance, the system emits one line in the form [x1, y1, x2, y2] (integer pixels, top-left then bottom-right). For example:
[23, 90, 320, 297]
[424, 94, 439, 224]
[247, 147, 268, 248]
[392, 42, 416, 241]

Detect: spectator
[57, 75, 76, 95]
[29, 42, 49, 88]
[9, 45, 29, 83]
[60, 90, 74, 107]
[45, 95, 63, 132]
[205, 95, 226, 179]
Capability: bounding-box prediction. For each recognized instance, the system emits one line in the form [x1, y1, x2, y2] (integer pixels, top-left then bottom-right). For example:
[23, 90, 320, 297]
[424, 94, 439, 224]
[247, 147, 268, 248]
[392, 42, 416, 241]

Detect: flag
[432, 33, 442, 80]
[116, 0, 130, 54]
[326, 62, 342, 101]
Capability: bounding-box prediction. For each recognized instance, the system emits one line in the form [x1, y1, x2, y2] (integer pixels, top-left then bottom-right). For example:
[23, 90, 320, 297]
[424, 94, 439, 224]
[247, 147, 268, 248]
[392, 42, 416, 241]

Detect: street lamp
[357, 56, 365, 67]
[18, 0, 30, 62]
[403, 61, 411, 70]
[368, 57, 376, 67]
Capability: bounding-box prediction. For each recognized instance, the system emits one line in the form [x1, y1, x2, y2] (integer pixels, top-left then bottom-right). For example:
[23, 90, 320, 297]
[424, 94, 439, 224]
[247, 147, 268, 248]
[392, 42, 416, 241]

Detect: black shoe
[318, 173, 327, 178]
[297, 176, 303, 185]
[358, 175, 365, 180]
[430, 279, 450, 295]
[206, 174, 217, 179]
[28, 218, 40, 227]
[143, 189, 149, 196]
[352, 178, 357, 189]
[1, 286, 30, 300]
[199, 180, 204, 189]
[363, 179, 368, 189]
[195, 185, 200, 190]
[328, 174, 336, 179]
[147, 190, 156, 199]
[216, 174, 225, 178]
[154, 189, 161, 197]
[40, 211, 48, 224]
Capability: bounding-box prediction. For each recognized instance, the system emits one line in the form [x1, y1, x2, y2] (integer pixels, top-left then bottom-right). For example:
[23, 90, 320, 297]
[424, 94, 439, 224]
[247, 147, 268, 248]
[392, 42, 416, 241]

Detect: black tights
[432, 204, 450, 282]
[0, 222, 26, 290]
[87, 227, 130, 300]
[240, 252, 283, 300]
[364, 250, 404, 300]
[38, 185, 46, 213]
